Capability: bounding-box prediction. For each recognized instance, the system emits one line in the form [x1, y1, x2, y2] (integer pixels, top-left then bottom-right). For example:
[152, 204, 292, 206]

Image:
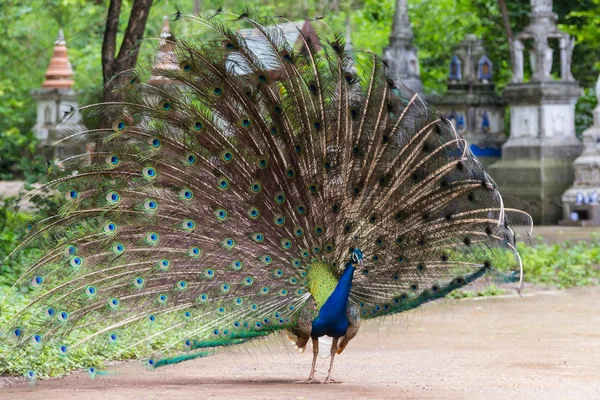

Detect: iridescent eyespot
[273, 269, 283, 277]
[157, 294, 168, 304]
[70, 256, 83, 268]
[261, 255, 272, 264]
[234, 297, 243, 305]
[59, 344, 68, 354]
[161, 101, 171, 111]
[65, 189, 78, 201]
[58, 311, 69, 322]
[241, 118, 251, 127]
[275, 193, 285, 204]
[260, 286, 269, 294]
[279, 289, 288, 296]
[113, 120, 126, 131]
[106, 191, 120, 203]
[64, 244, 77, 256]
[285, 167, 296, 178]
[146, 232, 159, 244]
[204, 268, 215, 278]
[218, 178, 229, 190]
[250, 182, 262, 193]
[185, 154, 196, 165]
[221, 151, 233, 162]
[188, 246, 201, 257]
[108, 298, 120, 308]
[243, 277, 253, 286]
[106, 154, 120, 166]
[198, 293, 208, 302]
[85, 286, 97, 297]
[297, 205, 306, 214]
[148, 137, 162, 148]
[31, 334, 42, 345]
[177, 281, 188, 290]
[13, 327, 22, 339]
[182, 219, 196, 231]
[194, 121, 203, 131]
[31, 275, 43, 287]
[257, 158, 267, 168]
[294, 227, 304, 237]
[158, 258, 170, 270]
[248, 207, 259, 219]
[213, 87, 223, 96]
[104, 221, 117, 233]
[222, 238, 235, 249]
[179, 188, 193, 200]
[215, 209, 228, 221]
[221, 284, 230, 293]
[252, 233, 264, 243]
[230, 260, 242, 270]
[108, 333, 118, 342]
[142, 167, 157, 179]
[292, 259, 301, 267]
[133, 277, 144, 287]
[144, 199, 158, 211]
[46, 308, 56, 318]
[274, 216, 285, 226]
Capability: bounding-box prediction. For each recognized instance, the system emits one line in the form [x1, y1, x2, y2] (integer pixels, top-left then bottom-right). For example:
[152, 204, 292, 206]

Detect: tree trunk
[194, 0, 202, 14]
[101, 0, 153, 103]
[498, 0, 513, 43]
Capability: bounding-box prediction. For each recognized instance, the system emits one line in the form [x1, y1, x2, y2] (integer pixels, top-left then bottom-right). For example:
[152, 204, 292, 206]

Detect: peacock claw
[299, 378, 321, 384]
[324, 378, 341, 384]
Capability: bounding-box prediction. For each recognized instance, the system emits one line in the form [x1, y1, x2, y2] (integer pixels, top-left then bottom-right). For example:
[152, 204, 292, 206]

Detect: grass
[1, 209, 600, 378]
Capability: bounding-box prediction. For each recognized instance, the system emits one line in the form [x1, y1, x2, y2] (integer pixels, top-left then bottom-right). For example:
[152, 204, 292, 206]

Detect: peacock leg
[300, 337, 320, 383]
[324, 337, 341, 384]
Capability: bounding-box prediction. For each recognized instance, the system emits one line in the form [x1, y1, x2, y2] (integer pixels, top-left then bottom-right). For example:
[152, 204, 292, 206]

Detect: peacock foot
[324, 377, 341, 384]
[298, 377, 321, 384]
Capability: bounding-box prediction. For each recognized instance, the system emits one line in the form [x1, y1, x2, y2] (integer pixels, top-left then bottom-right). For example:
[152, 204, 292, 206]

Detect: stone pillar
[488, 0, 582, 224]
[382, 0, 424, 95]
[560, 75, 600, 226]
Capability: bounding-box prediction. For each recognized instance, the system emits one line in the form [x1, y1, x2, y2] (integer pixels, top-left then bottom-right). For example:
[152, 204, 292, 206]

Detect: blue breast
[311, 263, 355, 338]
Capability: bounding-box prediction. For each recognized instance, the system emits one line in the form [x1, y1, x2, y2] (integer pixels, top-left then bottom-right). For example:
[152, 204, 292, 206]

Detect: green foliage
[448, 284, 506, 299]
[518, 235, 600, 288]
[575, 86, 598, 138]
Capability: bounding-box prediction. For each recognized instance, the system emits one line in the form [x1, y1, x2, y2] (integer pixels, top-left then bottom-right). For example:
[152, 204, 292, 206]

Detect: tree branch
[114, 0, 153, 73]
[101, 0, 123, 87]
[498, 0, 513, 44]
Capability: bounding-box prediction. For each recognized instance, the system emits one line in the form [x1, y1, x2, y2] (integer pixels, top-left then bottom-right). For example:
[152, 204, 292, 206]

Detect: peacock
[1, 12, 531, 384]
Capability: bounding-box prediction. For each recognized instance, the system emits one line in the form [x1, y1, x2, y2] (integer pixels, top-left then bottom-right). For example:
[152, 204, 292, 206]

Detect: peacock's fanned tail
[1, 13, 530, 377]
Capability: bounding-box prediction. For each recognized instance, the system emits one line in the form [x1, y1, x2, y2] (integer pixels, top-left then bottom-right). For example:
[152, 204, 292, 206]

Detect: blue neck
[311, 261, 356, 338]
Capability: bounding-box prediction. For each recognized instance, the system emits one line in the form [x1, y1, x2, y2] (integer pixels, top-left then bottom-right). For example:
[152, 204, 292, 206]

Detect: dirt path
[3, 288, 599, 400]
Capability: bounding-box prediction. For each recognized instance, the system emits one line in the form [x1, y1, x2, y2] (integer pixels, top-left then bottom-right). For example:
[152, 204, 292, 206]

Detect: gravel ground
[2, 287, 599, 400]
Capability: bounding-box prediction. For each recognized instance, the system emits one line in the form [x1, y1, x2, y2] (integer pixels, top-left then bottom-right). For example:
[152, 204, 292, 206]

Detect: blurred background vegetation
[0, 0, 599, 181]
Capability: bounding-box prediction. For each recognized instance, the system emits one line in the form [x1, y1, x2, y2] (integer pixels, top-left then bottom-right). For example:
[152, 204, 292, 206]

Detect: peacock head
[351, 248, 364, 267]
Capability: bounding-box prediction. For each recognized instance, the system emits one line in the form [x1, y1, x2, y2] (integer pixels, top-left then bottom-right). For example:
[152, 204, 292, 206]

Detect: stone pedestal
[488, 82, 582, 224]
[488, 0, 582, 224]
[560, 75, 600, 226]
